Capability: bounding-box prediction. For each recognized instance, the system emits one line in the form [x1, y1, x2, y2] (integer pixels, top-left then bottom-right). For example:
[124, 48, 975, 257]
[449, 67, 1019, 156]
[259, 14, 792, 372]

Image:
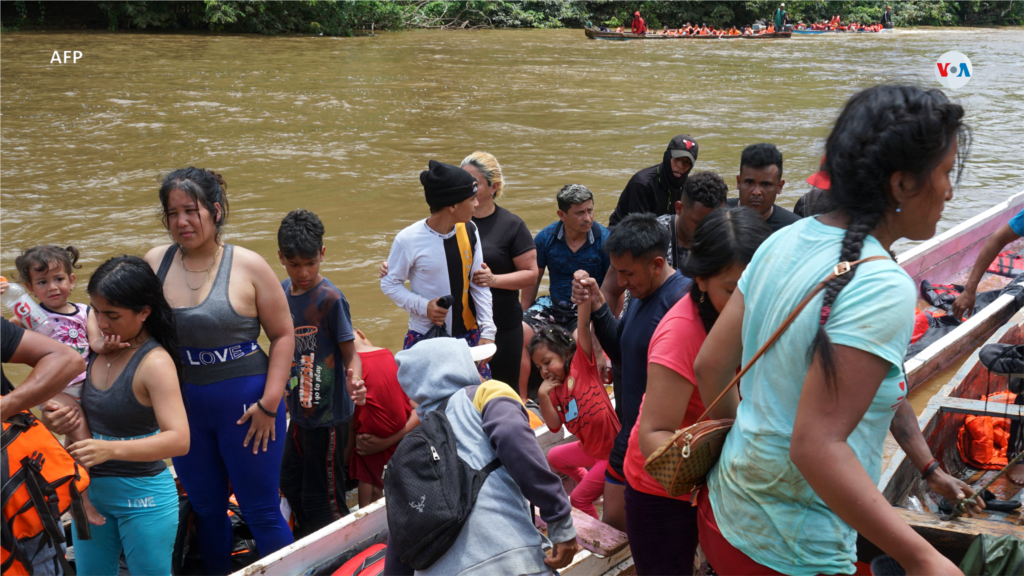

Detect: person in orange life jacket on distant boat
[381, 160, 496, 374]
[727, 143, 801, 232]
[631, 11, 647, 35]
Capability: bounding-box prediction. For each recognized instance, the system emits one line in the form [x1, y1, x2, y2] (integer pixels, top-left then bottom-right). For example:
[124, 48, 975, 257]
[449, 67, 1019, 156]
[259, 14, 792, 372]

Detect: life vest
[1, 412, 90, 576]
[332, 543, 387, 576]
[957, 391, 1017, 470]
[987, 250, 1024, 278]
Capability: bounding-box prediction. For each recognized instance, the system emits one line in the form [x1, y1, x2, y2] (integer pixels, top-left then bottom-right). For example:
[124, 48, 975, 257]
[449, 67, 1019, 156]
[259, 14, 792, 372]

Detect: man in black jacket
[607, 135, 698, 228]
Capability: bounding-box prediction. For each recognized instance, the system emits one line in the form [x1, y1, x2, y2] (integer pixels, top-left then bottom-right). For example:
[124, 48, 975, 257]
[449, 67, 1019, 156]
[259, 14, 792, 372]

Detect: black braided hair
[810, 84, 970, 392]
[527, 324, 576, 377]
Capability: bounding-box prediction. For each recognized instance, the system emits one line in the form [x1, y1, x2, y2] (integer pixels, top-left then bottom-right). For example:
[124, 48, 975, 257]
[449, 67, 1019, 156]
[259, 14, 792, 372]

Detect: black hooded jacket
[608, 146, 694, 227]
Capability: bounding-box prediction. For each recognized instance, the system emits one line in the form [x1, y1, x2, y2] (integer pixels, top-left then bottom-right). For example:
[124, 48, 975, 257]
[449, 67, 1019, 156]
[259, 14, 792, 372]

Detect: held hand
[951, 289, 976, 321]
[544, 539, 579, 569]
[426, 298, 448, 326]
[67, 439, 116, 468]
[472, 263, 495, 287]
[570, 271, 591, 305]
[237, 402, 277, 455]
[355, 433, 391, 456]
[97, 334, 131, 355]
[347, 369, 367, 406]
[41, 402, 82, 436]
[378, 260, 388, 279]
[928, 469, 985, 516]
[581, 277, 605, 309]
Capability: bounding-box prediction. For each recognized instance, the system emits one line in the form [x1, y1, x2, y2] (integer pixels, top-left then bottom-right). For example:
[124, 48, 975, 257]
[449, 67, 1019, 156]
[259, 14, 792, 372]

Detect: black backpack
[382, 395, 501, 570]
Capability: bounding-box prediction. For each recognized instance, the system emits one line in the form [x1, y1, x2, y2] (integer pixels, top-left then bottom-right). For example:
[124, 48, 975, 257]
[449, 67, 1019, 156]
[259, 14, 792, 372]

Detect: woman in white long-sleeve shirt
[381, 160, 496, 377]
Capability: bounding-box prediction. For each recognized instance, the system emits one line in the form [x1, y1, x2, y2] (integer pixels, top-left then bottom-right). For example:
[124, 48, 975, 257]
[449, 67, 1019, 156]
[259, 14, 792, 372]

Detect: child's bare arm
[339, 340, 365, 405]
[536, 379, 563, 433]
[574, 271, 594, 359]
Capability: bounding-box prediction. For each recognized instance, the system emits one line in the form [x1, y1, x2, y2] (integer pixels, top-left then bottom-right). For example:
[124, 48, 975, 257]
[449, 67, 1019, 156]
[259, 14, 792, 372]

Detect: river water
[3, 27, 1024, 359]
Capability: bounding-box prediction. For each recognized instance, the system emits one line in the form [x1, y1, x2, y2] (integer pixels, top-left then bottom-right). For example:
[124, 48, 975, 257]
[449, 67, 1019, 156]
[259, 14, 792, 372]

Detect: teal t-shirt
[707, 217, 916, 575]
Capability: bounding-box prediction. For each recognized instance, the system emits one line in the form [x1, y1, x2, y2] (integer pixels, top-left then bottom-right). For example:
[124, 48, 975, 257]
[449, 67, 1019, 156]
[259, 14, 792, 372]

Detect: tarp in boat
[959, 534, 1024, 576]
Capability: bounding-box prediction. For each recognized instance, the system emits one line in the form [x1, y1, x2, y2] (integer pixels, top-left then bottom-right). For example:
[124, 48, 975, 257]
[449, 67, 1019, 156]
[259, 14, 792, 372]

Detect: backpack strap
[437, 395, 503, 476]
[21, 455, 76, 576]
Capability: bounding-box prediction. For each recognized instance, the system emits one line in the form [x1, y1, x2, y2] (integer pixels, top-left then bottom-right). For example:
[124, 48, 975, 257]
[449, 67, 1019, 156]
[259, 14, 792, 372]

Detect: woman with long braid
[693, 85, 984, 576]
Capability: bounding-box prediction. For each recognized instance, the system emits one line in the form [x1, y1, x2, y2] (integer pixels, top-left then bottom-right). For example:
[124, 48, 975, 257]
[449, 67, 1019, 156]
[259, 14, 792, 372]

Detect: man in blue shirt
[573, 213, 691, 531]
[518, 184, 610, 399]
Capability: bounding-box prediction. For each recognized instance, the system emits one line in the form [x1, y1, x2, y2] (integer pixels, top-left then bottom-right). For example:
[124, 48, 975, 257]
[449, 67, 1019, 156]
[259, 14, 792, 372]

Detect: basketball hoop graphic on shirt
[294, 326, 318, 409]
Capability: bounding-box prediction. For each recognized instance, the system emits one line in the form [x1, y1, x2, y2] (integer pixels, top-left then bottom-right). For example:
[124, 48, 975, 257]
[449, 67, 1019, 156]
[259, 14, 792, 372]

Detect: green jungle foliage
[3, 0, 1022, 34]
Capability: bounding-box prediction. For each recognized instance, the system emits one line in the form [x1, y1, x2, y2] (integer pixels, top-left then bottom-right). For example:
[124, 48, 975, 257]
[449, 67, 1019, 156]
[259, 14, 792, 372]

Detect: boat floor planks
[534, 508, 630, 557]
[900, 188, 1024, 390]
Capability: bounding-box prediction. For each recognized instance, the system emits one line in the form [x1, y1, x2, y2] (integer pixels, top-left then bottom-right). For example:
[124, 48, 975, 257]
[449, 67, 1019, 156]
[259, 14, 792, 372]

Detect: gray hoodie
[391, 338, 576, 576]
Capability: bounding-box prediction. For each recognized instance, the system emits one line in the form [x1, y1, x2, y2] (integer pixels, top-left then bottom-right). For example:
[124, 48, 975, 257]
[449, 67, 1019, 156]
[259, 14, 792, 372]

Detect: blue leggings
[172, 374, 293, 575]
[71, 470, 178, 576]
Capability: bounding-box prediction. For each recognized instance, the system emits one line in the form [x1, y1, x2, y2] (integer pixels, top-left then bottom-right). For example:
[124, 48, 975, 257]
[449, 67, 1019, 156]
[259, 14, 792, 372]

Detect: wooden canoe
[584, 27, 790, 40]
[898, 188, 1024, 391]
[233, 422, 635, 576]
[873, 310, 1024, 564]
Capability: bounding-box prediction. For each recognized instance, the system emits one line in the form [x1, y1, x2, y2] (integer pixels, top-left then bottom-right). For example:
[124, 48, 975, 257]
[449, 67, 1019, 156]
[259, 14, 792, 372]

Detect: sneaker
[979, 343, 1024, 377]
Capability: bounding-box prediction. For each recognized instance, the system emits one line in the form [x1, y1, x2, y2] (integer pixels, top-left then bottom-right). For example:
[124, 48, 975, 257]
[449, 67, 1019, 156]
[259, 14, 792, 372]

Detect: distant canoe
[793, 29, 827, 34]
[584, 27, 791, 40]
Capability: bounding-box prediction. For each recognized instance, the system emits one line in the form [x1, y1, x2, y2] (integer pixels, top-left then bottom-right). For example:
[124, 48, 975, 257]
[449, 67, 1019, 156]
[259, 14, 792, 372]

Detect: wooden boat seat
[535, 508, 630, 556]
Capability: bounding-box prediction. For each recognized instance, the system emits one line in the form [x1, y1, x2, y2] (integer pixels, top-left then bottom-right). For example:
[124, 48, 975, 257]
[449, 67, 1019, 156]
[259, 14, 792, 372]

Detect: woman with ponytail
[45, 256, 189, 575]
[693, 84, 984, 576]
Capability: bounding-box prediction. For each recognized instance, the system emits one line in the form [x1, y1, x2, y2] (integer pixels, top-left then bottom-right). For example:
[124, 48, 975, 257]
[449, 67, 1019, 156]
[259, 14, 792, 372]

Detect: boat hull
[584, 27, 790, 40]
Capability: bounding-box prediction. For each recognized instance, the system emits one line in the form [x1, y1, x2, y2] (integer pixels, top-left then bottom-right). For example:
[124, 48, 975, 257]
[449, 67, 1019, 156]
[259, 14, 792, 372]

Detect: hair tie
[819, 306, 832, 326]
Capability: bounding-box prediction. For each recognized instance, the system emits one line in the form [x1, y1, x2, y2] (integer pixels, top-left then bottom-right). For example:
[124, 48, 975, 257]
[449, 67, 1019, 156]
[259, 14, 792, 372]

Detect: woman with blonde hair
[461, 152, 538, 389]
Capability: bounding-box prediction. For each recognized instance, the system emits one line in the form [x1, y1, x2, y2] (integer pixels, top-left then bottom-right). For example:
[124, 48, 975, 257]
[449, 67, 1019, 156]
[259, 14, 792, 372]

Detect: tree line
[3, 1, 1022, 35]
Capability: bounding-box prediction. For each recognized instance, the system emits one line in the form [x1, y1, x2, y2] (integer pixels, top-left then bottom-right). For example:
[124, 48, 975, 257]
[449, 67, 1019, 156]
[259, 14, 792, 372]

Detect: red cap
[806, 156, 830, 190]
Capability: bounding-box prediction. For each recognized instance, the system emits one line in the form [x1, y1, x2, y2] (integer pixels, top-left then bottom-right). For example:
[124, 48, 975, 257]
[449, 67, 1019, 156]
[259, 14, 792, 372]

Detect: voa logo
[935, 51, 972, 90]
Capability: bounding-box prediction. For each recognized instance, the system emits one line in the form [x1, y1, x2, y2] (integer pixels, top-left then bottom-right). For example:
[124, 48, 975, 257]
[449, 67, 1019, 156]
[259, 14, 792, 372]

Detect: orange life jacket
[957, 391, 1018, 470]
[1, 412, 91, 576]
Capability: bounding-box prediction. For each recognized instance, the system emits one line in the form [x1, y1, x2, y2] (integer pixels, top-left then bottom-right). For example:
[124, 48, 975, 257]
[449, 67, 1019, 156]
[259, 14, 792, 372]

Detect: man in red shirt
[631, 11, 647, 35]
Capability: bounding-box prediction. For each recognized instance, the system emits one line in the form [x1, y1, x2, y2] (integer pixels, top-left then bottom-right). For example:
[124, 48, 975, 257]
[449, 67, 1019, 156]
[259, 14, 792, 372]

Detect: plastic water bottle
[0, 276, 55, 336]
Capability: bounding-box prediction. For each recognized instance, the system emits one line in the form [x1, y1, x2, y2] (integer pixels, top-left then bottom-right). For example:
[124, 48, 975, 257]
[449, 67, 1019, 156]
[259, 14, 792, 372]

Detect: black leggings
[489, 322, 523, 390]
[624, 485, 700, 576]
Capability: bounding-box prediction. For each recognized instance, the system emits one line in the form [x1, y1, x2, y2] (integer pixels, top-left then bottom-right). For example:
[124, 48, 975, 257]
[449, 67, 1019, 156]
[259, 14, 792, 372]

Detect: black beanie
[420, 160, 478, 209]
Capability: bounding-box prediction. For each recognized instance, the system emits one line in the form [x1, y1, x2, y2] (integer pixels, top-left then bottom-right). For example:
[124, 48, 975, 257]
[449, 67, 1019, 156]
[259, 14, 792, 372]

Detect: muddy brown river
[3, 27, 1023, 366]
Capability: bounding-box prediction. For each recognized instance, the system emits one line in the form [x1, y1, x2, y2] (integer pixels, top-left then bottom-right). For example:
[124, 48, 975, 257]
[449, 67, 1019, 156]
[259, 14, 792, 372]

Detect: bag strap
[21, 455, 76, 576]
[691, 256, 889, 426]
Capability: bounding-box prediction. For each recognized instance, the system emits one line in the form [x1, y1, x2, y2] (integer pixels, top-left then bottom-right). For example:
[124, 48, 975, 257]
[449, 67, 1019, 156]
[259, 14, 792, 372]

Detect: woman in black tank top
[45, 256, 189, 576]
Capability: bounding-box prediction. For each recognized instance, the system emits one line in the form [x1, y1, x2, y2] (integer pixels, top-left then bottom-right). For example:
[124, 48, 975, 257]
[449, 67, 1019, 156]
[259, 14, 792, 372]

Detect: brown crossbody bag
[643, 256, 889, 496]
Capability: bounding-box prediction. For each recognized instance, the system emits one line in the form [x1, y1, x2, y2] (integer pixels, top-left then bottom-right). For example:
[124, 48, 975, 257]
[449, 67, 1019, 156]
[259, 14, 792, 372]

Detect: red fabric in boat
[958, 391, 1017, 470]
